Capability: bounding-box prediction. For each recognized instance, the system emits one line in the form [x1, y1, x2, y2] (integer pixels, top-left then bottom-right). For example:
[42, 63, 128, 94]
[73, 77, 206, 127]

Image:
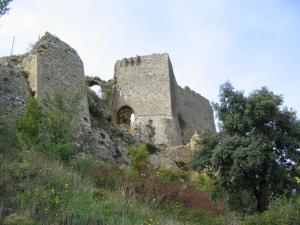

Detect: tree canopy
[193, 82, 300, 212]
[0, 0, 12, 17]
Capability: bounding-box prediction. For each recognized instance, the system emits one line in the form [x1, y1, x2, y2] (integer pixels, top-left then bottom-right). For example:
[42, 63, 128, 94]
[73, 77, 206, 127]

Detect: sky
[1, 0, 299, 118]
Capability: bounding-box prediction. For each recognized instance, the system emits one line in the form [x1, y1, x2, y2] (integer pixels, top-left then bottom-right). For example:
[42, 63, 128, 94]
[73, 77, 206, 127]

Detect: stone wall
[112, 53, 215, 146]
[0, 32, 216, 166]
[22, 32, 91, 130]
[112, 53, 183, 146]
[0, 56, 31, 126]
[176, 86, 215, 143]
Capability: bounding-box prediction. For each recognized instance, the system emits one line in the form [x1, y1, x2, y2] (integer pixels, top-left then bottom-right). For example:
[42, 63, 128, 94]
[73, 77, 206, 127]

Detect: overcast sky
[1, 0, 299, 118]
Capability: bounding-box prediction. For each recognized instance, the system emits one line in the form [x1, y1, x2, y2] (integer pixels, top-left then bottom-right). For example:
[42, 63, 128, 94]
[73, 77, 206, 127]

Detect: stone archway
[117, 106, 134, 130]
[86, 77, 104, 98]
[89, 84, 102, 98]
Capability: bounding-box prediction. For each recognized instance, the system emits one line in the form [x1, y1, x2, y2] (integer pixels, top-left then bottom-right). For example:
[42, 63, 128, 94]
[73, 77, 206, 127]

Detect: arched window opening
[117, 106, 135, 131]
[89, 85, 102, 98]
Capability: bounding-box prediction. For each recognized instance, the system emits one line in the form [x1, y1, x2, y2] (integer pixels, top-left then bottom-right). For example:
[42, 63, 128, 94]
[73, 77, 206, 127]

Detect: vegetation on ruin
[1, 83, 300, 224]
[0, 93, 226, 225]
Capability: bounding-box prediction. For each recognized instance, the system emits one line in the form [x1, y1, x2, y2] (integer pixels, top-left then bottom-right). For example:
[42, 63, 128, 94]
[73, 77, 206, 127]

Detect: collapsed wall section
[176, 86, 216, 143]
[113, 53, 182, 146]
[22, 32, 91, 130]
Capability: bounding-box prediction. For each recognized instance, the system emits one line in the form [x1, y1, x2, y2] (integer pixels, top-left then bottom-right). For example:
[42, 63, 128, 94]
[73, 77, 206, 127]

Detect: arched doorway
[117, 106, 135, 131]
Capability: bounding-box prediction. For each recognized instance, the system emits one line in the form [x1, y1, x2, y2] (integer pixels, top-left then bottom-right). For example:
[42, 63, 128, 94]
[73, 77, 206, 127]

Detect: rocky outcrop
[80, 90, 135, 163]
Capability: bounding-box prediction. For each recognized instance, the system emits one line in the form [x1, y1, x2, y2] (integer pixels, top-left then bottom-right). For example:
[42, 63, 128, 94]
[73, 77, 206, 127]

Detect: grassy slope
[0, 133, 226, 225]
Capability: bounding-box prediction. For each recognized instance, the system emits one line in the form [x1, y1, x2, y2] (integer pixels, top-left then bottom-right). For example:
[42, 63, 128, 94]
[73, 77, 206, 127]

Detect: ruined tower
[112, 53, 215, 146]
[22, 32, 91, 130]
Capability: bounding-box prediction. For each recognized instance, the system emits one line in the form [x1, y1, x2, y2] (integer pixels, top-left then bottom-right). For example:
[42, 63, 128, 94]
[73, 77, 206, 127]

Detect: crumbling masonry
[0, 32, 215, 166]
[112, 54, 215, 146]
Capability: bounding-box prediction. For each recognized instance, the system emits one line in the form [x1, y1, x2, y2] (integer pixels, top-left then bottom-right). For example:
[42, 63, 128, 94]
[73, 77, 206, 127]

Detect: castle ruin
[112, 54, 215, 146]
[0, 32, 215, 167]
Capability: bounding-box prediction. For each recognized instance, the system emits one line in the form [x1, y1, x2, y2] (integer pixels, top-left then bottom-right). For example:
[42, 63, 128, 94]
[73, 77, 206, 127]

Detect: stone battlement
[115, 53, 169, 67]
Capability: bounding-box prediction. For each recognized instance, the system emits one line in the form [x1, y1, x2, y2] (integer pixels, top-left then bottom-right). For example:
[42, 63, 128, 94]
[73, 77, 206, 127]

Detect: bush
[88, 102, 103, 119]
[129, 144, 149, 171]
[0, 120, 19, 157]
[192, 172, 214, 192]
[242, 197, 300, 225]
[129, 143, 159, 171]
[144, 143, 158, 154]
[162, 202, 226, 225]
[155, 167, 184, 186]
[17, 92, 80, 162]
[17, 99, 43, 149]
[71, 156, 103, 175]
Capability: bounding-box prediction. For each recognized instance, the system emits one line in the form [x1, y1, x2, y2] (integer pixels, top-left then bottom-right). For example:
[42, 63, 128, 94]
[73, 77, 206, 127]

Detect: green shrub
[155, 167, 184, 186]
[17, 92, 80, 162]
[129, 144, 160, 171]
[242, 197, 300, 225]
[88, 102, 103, 119]
[144, 143, 158, 154]
[71, 156, 103, 175]
[192, 172, 214, 192]
[162, 202, 226, 225]
[3, 214, 38, 225]
[129, 144, 149, 171]
[0, 121, 19, 157]
[20, 181, 73, 223]
[17, 99, 43, 149]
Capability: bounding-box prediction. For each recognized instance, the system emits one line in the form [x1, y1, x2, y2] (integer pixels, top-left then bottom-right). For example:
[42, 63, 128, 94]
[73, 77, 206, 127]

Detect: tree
[0, 0, 12, 17]
[192, 82, 300, 212]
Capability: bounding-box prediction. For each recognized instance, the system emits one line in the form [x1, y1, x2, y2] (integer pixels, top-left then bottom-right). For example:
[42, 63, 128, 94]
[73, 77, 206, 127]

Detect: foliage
[128, 143, 159, 171]
[1, 90, 229, 225]
[193, 82, 300, 212]
[192, 172, 214, 192]
[129, 144, 151, 171]
[17, 92, 81, 162]
[101, 83, 113, 101]
[145, 143, 158, 154]
[242, 196, 300, 225]
[0, 121, 18, 156]
[155, 167, 184, 186]
[0, 0, 12, 17]
[17, 99, 43, 149]
[1, 147, 228, 225]
[71, 156, 103, 175]
[88, 102, 103, 119]
[163, 202, 225, 225]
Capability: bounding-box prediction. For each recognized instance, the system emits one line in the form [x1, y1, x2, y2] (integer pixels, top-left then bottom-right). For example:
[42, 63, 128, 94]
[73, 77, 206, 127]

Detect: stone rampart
[176, 86, 216, 143]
